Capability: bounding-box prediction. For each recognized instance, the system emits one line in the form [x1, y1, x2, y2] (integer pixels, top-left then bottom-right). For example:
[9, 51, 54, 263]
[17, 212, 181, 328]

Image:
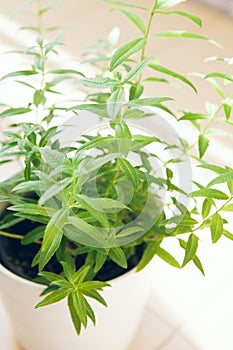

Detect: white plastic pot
[0, 261, 154, 350]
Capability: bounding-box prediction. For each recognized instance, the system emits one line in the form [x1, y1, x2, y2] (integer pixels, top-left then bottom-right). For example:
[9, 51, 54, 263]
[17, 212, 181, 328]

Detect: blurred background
[0, 1, 233, 349]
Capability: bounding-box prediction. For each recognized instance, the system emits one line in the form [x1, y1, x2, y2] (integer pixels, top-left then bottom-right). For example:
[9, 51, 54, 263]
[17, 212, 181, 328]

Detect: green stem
[193, 195, 233, 233]
[137, 0, 158, 85]
[0, 231, 24, 240]
[37, 0, 42, 35]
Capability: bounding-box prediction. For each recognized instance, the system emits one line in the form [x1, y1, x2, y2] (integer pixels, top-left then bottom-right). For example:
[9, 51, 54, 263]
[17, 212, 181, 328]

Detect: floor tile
[128, 306, 173, 350]
[180, 280, 233, 350]
[161, 333, 199, 350]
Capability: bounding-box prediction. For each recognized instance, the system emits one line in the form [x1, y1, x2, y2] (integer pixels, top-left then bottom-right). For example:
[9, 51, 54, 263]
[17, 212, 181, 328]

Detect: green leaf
[157, 247, 180, 268]
[116, 226, 144, 239]
[223, 229, 233, 241]
[110, 38, 147, 71]
[182, 234, 199, 267]
[77, 194, 128, 212]
[153, 31, 219, 46]
[198, 163, 227, 174]
[21, 226, 44, 245]
[179, 239, 205, 276]
[71, 292, 88, 328]
[204, 72, 233, 83]
[68, 294, 81, 335]
[40, 208, 69, 270]
[76, 195, 109, 228]
[78, 136, 114, 152]
[73, 266, 90, 286]
[65, 216, 105, 246]
[129, 84, 144, 100]
[144, 77, 169, 83]
[1, 70, 37, 81]
[80, 289, 107, 307]
[83, 298, 96, 325]
[193, 255, 205, 276]
[40, 148, 67, 168]
[33, 90, 46, 107]
[149, 62, 197, 92]
[156, 11, 202, 26]
[60, 260, 76, 282]
[116, 9, 146, 34]
[124, 57, 152, 82]
[81, 281, 110, 291]
[80, 77, 119, 88]
[179, 113, 208, 121]
[69, 103, 109, 118]
[109, 247, 128, 268]
[9, 204, 54, 217]
[0, 107, 31, 118]
[198, 134, 209, 158]
[38, 178, 72, 205]
[210, 212, 223, 243]
[107, 87, 125, 120]
[117, 158, 139, 189]
[223, 102, 232, 120]
[94, 250, 108, 273]
[48, 69, 85, 77]
[102, 0, 148, 10]
[202, 198, 212, 219]
[38, 271, 66, 283]
[191, 189, 228, 200]
[207, 171, 233, 187]
[115, 121, 132, 156]
[136, 241, 158, 271]
[35, 288, 71, 309]
[221, 204, 233, 212]
[128, 97, 173, 106]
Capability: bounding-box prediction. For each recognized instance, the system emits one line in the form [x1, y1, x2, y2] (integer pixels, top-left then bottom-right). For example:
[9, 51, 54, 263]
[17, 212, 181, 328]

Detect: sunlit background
[0, 1, 233, 349]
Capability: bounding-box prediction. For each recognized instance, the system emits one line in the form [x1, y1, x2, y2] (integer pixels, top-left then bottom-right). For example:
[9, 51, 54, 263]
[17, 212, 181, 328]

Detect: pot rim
[0, 261, 138, 290]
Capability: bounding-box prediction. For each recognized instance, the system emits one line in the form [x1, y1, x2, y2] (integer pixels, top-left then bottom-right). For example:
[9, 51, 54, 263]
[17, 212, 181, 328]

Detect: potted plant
[0, 0, 232, 349]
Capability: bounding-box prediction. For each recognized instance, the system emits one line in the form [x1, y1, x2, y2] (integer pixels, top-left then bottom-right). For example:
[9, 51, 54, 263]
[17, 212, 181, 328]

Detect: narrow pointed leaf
[182, 234, 199, 267]
[1, 70, 37, 81]
[116, 9, 146, 34]
[207, 171, 233, 187]
[198, 134, 209, 158]
[107, 87, 125, 120]
[80, 77, 119, 88]
[210, 212, 223, 243]
[0, 107, 31, 118]
[157, 11, 202, 26]
[202, 199, 212, 219]
[117, 158, 139, 189]
[48, 69, 85, 77]
[149, 62, 197, 92]
[68, 294, 81, 335]
[136, 241, 158, 271]
[124, 57, 153, 82]
[40, 208, 69, 270]
[35, 288, 71, 308]
[128, 97, 173, 106]
[153, 31, 219, 46]
[110, 38, 147, 71]
[191, 189, 228, 200]
[157, 247, 180, 268]
[109, 247, 128, 268]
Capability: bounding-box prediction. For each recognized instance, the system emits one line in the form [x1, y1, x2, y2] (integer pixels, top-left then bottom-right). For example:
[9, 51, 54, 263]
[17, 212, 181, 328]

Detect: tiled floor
[0, 1, 233, 349]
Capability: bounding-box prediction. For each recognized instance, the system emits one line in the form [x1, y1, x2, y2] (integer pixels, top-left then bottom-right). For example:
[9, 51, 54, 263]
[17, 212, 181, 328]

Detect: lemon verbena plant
[0, 0, 233, 335]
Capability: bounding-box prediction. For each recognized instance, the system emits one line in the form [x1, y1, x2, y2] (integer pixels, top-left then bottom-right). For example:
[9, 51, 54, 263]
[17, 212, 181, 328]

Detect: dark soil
[0, 210, 143, 283]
